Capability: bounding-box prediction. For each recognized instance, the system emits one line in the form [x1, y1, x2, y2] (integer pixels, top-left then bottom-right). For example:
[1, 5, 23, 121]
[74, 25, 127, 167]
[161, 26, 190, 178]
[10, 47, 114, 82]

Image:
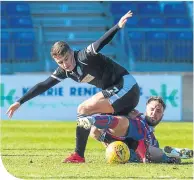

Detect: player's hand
[118, 10, 133, 28]
[6, 102, 21, 118]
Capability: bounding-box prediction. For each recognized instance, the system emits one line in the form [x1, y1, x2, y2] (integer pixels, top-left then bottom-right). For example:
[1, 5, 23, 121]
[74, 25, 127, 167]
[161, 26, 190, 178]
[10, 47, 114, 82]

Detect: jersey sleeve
[92, 24, 120, 53]
[17, 76, 60, 105]
[51, 67, 68, 81]
[76, 46, 96, 64]
[76, 24, 120, 64]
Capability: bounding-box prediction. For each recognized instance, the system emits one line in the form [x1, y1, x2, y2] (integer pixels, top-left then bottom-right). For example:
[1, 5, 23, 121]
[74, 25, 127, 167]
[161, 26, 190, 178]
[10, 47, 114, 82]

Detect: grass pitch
[1, 120, 193, 180]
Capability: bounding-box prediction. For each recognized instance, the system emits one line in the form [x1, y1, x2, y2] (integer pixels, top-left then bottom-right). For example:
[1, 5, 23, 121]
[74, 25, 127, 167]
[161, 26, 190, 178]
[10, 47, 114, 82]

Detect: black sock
[75, 126, 90, 158]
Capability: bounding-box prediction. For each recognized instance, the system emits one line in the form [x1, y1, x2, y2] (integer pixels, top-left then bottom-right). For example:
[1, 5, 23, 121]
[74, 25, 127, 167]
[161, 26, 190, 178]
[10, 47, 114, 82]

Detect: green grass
[0, 120, 193, 180]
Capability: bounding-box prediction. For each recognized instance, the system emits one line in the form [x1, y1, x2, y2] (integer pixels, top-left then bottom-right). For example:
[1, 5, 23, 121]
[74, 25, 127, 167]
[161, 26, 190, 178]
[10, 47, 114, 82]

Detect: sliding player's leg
[163, 146, 193, 159]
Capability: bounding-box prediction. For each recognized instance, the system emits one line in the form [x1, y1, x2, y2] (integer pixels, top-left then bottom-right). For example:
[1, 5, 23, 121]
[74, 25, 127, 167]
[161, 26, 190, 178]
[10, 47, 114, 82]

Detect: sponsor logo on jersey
[77, 66, 83, 76]
[106, 86, 119, 95]
[81, 74, 95, 83]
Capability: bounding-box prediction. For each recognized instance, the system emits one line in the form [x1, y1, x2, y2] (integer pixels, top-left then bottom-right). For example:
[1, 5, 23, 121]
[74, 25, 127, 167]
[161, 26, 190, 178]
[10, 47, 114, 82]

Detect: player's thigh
[77, 91, 114, 115]
[109, 83, 140, 115]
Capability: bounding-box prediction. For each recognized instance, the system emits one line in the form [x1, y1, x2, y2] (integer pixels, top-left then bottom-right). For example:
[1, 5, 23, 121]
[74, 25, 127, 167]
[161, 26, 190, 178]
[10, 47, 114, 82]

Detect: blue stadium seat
[1, 32, 11, 42]
[130, 43, 143, 61]
[5, 2, 30, 16]
[146, 44, 166, 61]
[1, 44, 9, 62]
[9, 17, 33, 28]
[128, 32, 145, 40]
[14, 44, 35, 61]
[146, 32, 169, 40]
[1, 17, 8, 28]
[126, 17, 139, 27]
[139, 17, 165, 28]
[1, 3, 6, 16]
[169, 31, 193, 40]
[166, 17, 191, 28]
[12, 32, 35, 42]
[111, 2, 137, 14]
[164, 2, 187, 15]
[173, 44, 193, 61]
[137, 2, 161, 15]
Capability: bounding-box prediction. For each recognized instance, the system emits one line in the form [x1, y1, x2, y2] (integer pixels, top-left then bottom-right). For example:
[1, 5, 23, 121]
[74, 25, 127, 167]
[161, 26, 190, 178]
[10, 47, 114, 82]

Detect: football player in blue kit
[79, 96, 193, 163]
[6, 11, 141, 163]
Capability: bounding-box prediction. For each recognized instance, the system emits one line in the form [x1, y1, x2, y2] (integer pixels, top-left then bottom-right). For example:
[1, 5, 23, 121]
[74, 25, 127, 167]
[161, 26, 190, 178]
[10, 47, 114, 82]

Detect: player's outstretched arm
[92, 10, 133, 53]
[6, 76, 60, 118]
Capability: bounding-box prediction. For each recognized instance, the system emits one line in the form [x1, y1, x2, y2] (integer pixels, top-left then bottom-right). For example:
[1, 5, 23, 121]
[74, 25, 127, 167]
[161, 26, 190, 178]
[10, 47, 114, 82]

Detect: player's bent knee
[77, 103, 91, 115]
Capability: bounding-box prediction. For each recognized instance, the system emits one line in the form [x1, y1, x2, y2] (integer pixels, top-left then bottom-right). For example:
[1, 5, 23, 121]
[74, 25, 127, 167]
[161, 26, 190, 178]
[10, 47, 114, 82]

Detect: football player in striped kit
[79, 96, 193, 163]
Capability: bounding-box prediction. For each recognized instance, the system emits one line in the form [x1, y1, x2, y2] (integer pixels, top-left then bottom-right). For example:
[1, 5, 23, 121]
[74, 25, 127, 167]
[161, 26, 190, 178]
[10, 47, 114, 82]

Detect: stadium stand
[1, 1, 193, 73]
[110, 1, 193, 71]
[1, 2, 43, 74]
[29, 1, 125, 72]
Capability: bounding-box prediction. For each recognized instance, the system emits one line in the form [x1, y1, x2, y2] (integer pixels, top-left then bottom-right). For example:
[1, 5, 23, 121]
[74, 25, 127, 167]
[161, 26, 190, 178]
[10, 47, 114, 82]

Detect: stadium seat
[163, 2, 187, 15]
[60, 2, 105, 12]
[1, 3, 6, 16]
[14, 44, 35, 61]
[146, 44, 166, 62]
[126, 16, 140, 27]
[1, 17, 8, 28]
[129, 43, 143, 61]
[12, 32, 35, 42]
[1, 44, 9, 62]
[173, 44, 193, 62]
[169, 31, 193, 40]
[139, 17, 165, 28]
[166, 17, 191, 28]
[9, 16, 33, 28]
[1, 31, 11, 42]
[146, 32, 169, 40]
[137, 2, 161, 15]
[110, 2, 137, 14]
[5, 2, 30, 16]
[128, 32, 145, 40]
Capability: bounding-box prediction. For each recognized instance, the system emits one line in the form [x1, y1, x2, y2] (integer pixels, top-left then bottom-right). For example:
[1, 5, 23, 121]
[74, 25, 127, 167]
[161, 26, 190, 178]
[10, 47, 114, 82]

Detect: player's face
[53, 50, 76, 71]
[145, 101, 164, 126]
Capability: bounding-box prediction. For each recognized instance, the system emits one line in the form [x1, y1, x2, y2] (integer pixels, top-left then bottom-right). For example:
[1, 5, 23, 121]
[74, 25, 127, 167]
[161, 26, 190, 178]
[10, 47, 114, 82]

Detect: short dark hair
[50, 41, 71, 57]
[146, 96, 166, 110]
